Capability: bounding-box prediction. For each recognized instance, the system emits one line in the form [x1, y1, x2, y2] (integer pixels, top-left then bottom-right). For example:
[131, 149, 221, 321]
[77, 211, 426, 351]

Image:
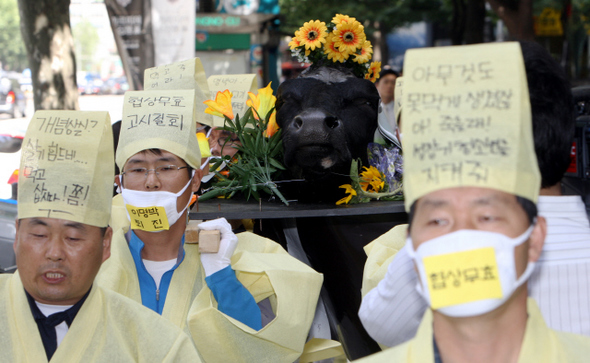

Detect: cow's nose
[325, 116, 340, 129]
[292, 114, 341, 131]
[293, 116, 304, 130]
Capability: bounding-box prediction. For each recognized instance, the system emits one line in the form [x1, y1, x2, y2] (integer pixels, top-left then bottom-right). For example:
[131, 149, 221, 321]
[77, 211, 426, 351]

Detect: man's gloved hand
[198, 218, 238, 276]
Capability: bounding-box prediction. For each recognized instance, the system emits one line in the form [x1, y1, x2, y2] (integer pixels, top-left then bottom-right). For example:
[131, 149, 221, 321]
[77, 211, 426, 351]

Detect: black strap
[25, 288, 90, 361]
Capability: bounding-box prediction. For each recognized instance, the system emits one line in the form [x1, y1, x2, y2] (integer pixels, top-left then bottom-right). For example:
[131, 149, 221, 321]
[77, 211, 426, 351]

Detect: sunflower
[288, 32, 301, 50]
[297, 20, 328, 51]
[203, 89, 234, 120]
[332, 20, 366, 54]
[360, 166, 385, 192]
[336, 184, 357, 205]
[353, 40, 373, 64]
[365, 61, 382, 83]
[324, 33, 350, 63]
[331, 14, 357, 25]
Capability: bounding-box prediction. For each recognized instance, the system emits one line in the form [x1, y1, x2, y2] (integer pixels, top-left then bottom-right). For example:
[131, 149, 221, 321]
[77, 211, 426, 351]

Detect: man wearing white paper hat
[97, 88, 324, 363]
[0, 110, 201, 362]
[360, 41, 590, 349]
[356, 43, 590, 362]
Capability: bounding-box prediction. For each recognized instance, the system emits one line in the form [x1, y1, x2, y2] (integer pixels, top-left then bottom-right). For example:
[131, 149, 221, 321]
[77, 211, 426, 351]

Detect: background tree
[18, 0, 79, 110]
[0, 0, 27, 72]
[73, 19, 99, 72]
[487, 0, 534, 41]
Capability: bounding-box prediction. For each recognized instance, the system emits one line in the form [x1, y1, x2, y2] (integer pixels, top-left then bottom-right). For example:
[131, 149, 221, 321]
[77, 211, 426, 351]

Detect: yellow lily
[247, 82, 276, 121]
[336, 184, 357, 205]
[196, 132, 211, 158]
[264, 111, 279, 137]
[204, 89, 234, 120]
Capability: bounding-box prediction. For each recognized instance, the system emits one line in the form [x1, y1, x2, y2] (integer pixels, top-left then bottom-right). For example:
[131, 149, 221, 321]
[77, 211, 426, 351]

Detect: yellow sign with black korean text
[144, 58, 213, 126]
[18, 111, 114, 227]
[126, 205, 170, 231]
[423, 247, 503, 309]
[401, 42, 540, 211]
[207, 74, 259, 127]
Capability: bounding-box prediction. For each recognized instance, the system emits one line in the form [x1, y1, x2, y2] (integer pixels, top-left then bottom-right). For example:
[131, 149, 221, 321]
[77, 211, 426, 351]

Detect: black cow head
[276, 66, 380, 201]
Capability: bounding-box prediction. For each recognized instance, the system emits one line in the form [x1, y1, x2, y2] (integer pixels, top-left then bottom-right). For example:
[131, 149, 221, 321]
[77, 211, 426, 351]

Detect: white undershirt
[143, 258, 177, 288]
[35, 302, 72, 347]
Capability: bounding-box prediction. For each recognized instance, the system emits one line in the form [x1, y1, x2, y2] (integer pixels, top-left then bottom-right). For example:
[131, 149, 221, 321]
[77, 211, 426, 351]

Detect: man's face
[207, 128, 241, 158]
[376, 74, 397, 104]
[119, 150, 202, 212]
[14, 218, 111, 305]
[410, 187, 545, 277]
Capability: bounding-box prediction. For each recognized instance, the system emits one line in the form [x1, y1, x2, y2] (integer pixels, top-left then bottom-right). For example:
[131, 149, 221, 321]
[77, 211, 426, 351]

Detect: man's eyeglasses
[214, 130, 240, 148]
[122, 165, 188, 182]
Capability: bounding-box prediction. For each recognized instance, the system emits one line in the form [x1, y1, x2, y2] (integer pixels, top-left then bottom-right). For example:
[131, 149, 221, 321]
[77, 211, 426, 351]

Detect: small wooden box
[185, 220, 220, 253]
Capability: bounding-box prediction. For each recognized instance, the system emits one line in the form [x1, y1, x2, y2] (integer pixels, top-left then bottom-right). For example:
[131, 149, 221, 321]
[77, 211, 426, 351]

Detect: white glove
[198, 218, 238, 276]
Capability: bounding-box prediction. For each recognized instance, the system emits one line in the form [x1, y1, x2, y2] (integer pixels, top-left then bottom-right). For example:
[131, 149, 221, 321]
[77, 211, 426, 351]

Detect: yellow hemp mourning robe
[0, 272, 201, 363]
[361, 224, 407, 297]
[355, 299, 590, 363]
[97, 195, 324, 363]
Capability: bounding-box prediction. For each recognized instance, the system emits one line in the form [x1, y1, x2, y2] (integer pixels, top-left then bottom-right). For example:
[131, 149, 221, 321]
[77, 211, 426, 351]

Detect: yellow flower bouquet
[289, 14, 381, 81]
[199, 83, 289, 205]
[337, 158, 403, 205]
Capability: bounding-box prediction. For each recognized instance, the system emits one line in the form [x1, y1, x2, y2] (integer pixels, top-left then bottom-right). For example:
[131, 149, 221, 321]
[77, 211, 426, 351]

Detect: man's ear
[528, 216, 546, 263]
[114, 175, 121, 188]
[101, 226, 113, 263]
[191, 168, 203, 193]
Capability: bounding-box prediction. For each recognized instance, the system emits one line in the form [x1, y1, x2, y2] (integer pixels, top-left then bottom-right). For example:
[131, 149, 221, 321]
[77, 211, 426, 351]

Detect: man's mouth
[43, 272, 66, 283]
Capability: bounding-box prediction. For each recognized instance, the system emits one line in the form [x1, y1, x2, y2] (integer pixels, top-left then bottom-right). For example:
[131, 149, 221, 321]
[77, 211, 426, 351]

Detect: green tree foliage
[279, 0, 449, 36]
[0, 0, 27, 71]
[279, 0, 451, 64]
[73, 19, 99, 72]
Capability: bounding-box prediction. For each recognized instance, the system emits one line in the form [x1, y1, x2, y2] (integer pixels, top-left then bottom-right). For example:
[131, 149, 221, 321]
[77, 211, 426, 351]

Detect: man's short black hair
[377, 68, 399, 81]
[521, 41, 575, 188]
[407, 196, 538, 231]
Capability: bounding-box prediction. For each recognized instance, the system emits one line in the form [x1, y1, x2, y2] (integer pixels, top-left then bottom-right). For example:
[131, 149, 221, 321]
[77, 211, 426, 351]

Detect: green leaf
[199, 188, 230, 201]
[269, 157, 286, 170]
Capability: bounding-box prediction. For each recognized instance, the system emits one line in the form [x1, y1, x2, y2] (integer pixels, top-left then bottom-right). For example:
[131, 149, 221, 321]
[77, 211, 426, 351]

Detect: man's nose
[210, 143, 222, 157]
[144, 169, 161, 190]
[46, 235, 65, 261]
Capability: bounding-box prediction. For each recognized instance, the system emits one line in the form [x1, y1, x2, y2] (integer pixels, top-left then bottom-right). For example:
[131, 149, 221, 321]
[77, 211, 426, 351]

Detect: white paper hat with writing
[144, 58, 214, 127]
[18, 110, 114, 227]
[401, 42, 540, 211]
[207, 73, 260, 128]
[116, 89, 201, 170]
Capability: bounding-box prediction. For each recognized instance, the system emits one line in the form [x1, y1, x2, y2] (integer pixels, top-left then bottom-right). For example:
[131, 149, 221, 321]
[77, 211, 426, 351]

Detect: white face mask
[120, 171, 194, 232]
[406, 224, 536, 318]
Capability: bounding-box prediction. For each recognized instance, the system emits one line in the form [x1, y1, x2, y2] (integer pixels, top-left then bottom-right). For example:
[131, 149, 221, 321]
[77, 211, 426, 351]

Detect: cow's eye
[352, 98, 371, 106]
[282, 92, 301, 103]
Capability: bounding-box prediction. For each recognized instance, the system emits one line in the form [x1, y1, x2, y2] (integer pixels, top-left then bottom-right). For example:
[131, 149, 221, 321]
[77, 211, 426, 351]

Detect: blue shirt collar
[128, 230, 185, 267]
